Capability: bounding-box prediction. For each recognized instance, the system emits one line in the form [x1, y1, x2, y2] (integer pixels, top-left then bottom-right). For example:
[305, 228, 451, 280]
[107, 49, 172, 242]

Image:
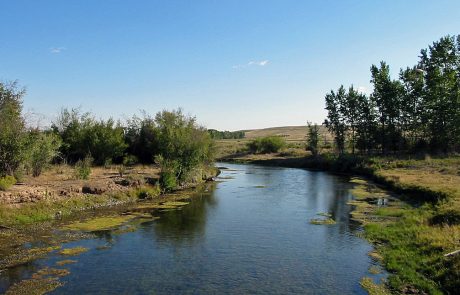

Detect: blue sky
[1, 0, 459, 130]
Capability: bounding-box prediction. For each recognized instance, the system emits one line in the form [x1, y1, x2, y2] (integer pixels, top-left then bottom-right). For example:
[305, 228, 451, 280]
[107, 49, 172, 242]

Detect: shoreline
[220, 153, 460, 294]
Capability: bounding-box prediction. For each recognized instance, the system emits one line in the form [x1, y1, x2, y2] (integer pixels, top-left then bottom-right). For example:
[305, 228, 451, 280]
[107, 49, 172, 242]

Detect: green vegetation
[208, 129, 245, 140]
[360, 277, 391, 295]
[59, 247, 89, 256]
[309, 218, 336, 225]
[64, 216, 135, 231]
[5, 277, 63, 295]
[74, 155, 92, 180]
[247, 136, 286, 153]
[306, 122, 320, 156]
[0, 175, 16, 191]
[56, 260, 77, 266]
[324, 35, 460, 154]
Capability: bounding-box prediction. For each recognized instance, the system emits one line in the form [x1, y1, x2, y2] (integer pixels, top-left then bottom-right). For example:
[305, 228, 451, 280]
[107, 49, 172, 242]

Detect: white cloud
[50, 47, 66, 54]
[232, 59, 270, 69]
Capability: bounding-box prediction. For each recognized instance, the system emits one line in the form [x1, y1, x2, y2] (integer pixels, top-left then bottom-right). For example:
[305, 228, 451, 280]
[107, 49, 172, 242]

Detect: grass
[360, 277, 391, 295]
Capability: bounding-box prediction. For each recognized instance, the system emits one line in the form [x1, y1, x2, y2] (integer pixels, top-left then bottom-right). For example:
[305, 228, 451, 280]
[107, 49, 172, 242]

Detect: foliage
[24, 131, 61, 177]
[154, 109, 215, 183]
[53, 108, 127, 165]
[0, 175, 16, 191]
[247, 136, 286, 154]
[324, 35, 460, 154]
[208, 129, 245, 140]
[124, 114, 158, 164]
[306, 122, 320, 156]
[0, 81, 27, 176]
[74, 155, 92, 180]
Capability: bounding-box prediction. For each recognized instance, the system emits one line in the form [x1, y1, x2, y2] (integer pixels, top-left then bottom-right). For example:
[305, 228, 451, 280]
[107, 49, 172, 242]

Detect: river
[2, 163, 385, 294]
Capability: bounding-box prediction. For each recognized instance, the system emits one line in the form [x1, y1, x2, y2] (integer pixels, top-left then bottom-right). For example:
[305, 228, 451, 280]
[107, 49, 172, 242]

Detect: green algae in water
[317, 212, 332, 217]
[32, 267, 70, 279]
[6, 267, 70, 295]
[0, 245, 61, 270]
[162, 201, 189, 206]
[56, 259, 77, 266]
[310, 218, 336, 225]
[63, 215, 135, 232]
[59, 247, 88, 256]
[5, 277, 63, 295]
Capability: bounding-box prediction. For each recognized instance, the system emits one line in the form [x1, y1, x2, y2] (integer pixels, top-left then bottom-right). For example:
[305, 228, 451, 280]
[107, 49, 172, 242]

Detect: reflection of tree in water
[325, 175, 362, 233]
[149, 183, 218, 247]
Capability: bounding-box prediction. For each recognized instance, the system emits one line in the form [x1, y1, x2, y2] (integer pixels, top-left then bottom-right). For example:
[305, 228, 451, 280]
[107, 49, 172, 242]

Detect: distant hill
[241, 125, 329, 142]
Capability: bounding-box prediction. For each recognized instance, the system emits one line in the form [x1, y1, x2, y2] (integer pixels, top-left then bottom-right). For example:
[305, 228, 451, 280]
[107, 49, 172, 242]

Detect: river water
[2, 163, 385, 294]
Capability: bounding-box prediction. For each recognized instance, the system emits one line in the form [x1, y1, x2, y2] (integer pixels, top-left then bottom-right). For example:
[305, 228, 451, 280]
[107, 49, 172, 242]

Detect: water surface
[3, 163, 385, 294]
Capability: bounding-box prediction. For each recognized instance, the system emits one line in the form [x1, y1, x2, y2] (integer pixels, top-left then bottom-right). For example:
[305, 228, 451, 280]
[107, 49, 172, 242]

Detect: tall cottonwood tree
[324, 86, 347, 154]
[418, 35, 460, 152]
[0, 81, 26, 176]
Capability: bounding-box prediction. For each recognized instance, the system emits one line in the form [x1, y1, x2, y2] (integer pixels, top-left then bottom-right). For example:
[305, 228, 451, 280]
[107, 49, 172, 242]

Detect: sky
[1, 0, 459, 131]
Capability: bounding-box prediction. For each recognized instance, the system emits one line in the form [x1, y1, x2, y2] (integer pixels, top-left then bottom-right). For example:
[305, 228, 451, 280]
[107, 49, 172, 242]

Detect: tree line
[0, 83, 214, 191]
[324, 35, 460, 155]
[207, 129, 245, 140]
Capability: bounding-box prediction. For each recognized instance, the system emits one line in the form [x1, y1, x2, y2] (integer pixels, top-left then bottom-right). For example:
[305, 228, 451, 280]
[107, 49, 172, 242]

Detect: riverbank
[221, 152, 460, 294]
[0, 164, 219, 294]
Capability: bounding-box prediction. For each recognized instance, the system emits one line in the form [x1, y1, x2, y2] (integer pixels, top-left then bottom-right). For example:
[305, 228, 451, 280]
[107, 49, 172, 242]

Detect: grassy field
[215, 125, 332, 159]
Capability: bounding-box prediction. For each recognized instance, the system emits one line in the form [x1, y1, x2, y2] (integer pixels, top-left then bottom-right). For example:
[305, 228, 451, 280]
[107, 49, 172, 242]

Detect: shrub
[247, 136, 286, 153]
[74, 156, 92, 180]
[136, 186, 161, 199]
[0, 175, 16, 191]
[25, 132, 61, 177]
[159, 171, 177, 192]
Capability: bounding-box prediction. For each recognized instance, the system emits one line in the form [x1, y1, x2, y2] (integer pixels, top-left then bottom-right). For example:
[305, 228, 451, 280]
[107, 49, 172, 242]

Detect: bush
[25, 131, 61, 177]
[136, 186, 161, 199]
[0, 175, 16, 191]
[74, 156, 92, 180]
[247, 136, 286, 153]
[159, 171, 177, 192]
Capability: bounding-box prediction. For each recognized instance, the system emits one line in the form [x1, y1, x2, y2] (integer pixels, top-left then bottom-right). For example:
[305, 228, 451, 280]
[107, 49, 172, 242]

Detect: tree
[0, 81, 26, 176]
[53, 108, 127, 165]
[324, 86, 347, 154]
[418, 35, 460, 152]
[154, 109, 214, 183]
[306, 122, 320, 156]
[370, 62, 404, 153]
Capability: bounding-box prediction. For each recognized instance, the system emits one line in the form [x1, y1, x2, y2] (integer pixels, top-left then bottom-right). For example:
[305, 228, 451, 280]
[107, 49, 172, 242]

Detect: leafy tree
[125, 114, 158, 164]
[418, 35, 460, 152]
[306, 122, 320, 156]
[154, 109, 214, 183]
[324, 86, 347, 154]
[0, 81, 27, 176]
[53, 108, 127, 165]
[370, 61, 404, 153]
[399, 66, 426, 150]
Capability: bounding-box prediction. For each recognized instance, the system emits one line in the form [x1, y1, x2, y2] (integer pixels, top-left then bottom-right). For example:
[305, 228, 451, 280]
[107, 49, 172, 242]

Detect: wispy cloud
[232, 59, 270, 69]
[50, 47, 66, 54]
